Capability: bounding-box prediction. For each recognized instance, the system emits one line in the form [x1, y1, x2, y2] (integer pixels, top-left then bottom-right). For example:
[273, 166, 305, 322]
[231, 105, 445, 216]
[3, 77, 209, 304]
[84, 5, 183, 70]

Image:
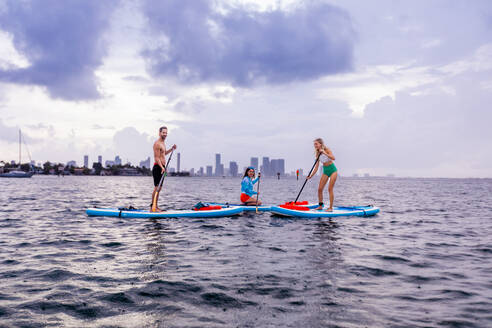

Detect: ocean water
[0, 176, 491, 328]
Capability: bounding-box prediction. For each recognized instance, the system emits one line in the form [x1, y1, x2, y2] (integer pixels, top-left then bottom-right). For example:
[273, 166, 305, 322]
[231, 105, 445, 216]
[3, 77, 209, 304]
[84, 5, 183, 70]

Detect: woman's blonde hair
[314, 138, 329, 156]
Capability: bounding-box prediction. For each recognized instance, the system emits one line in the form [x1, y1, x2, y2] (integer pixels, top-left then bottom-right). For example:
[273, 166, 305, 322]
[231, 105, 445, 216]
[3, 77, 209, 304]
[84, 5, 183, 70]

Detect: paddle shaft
[157, 149, 174, 189]
[255, 173, 261, 213]
[294, 153, 321, 203]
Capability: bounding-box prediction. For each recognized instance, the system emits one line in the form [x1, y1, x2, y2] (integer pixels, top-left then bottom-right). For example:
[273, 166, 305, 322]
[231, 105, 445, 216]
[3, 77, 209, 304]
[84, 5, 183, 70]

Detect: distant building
[98, 155, 102, 164]
[115, 155, 122, 165]
[270, 158, 285, 176]
[73, 168, 84, 175]
[120, 168, 140, 176]
[215, 153, 223, 176]
[177, 153, 181, 172]
[229, 161, 238, 177]
[105, 160, 115, 167]
[262, 157, 270, 176]
[168, 167, 176, 173]
[30, 160, 35, 166]
[190, 168, 194, 176]
[139, 157, 151, 168]
[206, 165, 213, 176]
[279, 159, 285, 175]
[364, 173, 370, 177]
[83, 155, 89, 168]
[250, 157, 258, 170]
[67, 160, 77, 167]
[198, 167, 204, 176]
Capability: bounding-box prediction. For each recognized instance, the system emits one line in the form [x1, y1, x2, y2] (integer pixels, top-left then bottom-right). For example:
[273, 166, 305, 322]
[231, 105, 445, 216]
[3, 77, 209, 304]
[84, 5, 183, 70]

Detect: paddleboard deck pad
[86, 205, 243, 218]
[206, 201, 319, 212]
[270, 205, 380, 218]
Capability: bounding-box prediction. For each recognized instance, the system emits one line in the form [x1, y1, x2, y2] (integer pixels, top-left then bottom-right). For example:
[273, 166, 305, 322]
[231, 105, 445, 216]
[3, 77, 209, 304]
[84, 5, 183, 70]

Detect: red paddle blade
[279, 204, 310, 211]
[283, 201, 308, 206]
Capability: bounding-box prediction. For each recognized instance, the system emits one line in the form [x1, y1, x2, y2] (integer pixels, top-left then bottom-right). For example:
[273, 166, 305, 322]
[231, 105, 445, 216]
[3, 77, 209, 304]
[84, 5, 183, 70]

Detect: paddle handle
[294, 153, 321, 203]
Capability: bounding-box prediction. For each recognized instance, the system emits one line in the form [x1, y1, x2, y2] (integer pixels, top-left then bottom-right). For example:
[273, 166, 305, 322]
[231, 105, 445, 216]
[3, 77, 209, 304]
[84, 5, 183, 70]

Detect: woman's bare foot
[326, 207, 333, 212]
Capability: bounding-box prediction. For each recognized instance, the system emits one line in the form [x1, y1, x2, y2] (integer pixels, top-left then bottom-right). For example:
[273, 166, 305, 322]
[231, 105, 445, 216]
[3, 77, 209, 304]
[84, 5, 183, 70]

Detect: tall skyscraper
[83, 155, 88, 168]
[115, 156, 122, 165]
[270, 159, 277, 176]
[262, 157, 270, 176]
[269, 159, 285, 176]
[98, 155, 102, 164]
[250, 157, 258, 170]
[277, 159, 285, 176]
[229, 161, 238, 177]
[177, 152, 181, 172]
[198, 167, 204, 176]
[215, 153, 223, 176]
[206, 165, 213, 176]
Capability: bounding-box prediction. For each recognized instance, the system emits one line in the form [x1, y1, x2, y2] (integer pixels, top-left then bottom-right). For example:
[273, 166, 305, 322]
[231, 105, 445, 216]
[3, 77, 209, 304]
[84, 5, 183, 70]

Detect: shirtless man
[151, 126, 177, 212]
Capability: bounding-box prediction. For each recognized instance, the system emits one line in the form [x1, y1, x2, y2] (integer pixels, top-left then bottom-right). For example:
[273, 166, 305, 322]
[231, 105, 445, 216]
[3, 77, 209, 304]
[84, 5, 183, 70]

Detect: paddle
[151, 149, 174, 212]
[293, 152, 321, 203]
[256, 171, 261, 213]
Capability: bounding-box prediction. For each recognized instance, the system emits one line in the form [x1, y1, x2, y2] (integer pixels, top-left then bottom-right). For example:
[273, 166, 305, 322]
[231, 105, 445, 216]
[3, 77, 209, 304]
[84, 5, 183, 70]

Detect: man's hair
[159, 126, 167, 132]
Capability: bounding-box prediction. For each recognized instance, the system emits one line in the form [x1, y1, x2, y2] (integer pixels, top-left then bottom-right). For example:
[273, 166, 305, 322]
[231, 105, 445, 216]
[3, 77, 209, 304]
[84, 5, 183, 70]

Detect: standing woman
[240, 167, 262, 205]
[307, 138, 338, 211]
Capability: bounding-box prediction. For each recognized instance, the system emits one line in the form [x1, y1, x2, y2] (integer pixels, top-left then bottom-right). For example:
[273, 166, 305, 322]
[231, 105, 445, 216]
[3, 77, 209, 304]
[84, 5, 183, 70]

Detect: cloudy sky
[1, 0, 491, 177]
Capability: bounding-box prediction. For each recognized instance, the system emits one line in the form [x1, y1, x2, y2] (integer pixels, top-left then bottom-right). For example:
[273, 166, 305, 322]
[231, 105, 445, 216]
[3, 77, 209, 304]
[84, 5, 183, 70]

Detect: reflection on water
[0, 176, 491, 327]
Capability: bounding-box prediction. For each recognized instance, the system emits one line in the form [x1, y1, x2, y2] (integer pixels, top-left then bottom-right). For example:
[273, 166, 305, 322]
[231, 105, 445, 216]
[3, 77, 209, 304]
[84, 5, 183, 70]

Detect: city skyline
[6, 149, 400, 178]
[2, 150, 395, 178]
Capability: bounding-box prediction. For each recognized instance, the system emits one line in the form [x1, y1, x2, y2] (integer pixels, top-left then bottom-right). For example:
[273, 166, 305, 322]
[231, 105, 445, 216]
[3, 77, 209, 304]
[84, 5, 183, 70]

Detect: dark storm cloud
[0, 0, 117, 100]
[142, 0, 355, 86]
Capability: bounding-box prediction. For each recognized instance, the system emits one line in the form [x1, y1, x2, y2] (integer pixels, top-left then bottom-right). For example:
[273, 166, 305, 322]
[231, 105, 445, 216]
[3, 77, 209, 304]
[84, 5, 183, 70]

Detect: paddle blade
[283, 201, 309, 206]
[279, 204, 310, 211]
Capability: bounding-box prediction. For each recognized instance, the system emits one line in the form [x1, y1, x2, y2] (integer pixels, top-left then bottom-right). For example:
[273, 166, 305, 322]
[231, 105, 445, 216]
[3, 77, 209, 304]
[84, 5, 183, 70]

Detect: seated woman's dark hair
[243, 166, 255, 178]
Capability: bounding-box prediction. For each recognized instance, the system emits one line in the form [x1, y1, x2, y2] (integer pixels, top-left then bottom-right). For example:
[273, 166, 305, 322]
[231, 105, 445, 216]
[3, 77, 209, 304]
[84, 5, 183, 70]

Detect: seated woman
[240, 167, 262, 205]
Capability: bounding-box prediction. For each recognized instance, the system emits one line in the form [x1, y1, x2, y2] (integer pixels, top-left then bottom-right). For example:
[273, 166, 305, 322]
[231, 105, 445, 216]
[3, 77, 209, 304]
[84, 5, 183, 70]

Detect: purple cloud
[142, 0, 355, 86]
[0, 0, 117, 100]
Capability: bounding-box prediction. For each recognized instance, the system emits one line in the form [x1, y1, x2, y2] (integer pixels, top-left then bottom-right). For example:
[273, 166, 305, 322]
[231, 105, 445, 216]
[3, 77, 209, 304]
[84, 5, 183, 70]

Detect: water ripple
[0, 176, 490, 327]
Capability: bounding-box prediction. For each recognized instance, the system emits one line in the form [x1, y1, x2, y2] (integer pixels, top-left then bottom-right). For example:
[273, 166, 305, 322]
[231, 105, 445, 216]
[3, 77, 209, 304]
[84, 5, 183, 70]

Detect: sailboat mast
[19, 129, 21, 166]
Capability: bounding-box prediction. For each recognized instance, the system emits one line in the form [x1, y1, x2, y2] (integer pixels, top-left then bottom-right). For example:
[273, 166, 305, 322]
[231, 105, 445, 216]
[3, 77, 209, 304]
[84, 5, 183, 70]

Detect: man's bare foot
[150, 206, 163, 212]
[326, 207, 333, 212]
[315, 206, 323, 210]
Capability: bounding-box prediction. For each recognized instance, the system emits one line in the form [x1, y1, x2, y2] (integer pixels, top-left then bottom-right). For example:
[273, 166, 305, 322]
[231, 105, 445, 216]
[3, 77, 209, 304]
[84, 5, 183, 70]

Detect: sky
[0, 0, 491, 177]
